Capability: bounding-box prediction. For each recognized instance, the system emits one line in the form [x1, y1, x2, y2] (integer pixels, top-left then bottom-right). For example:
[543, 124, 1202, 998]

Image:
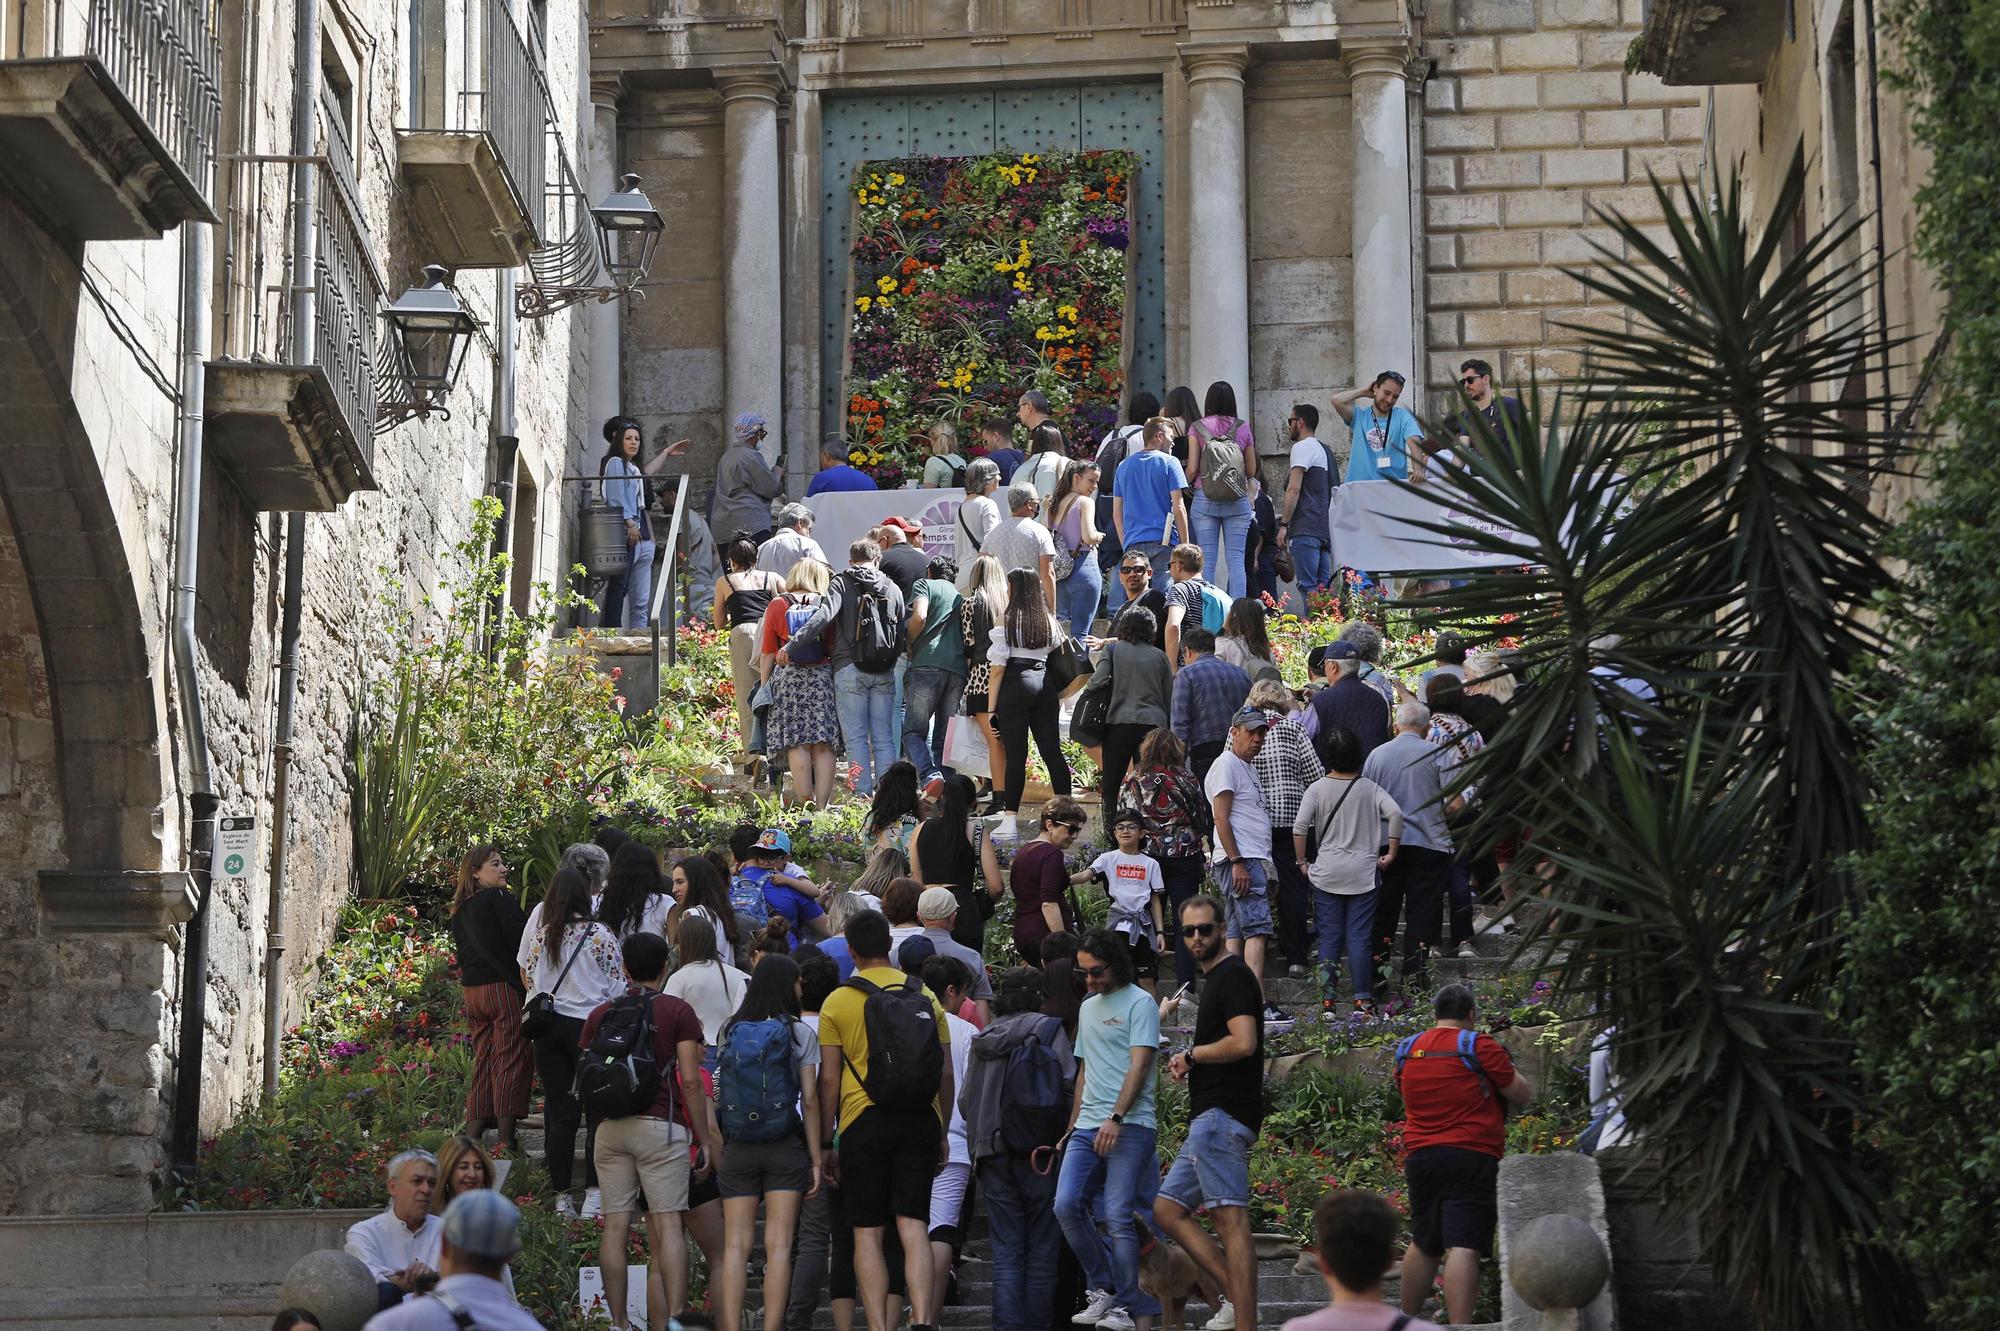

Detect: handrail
[649, 474, 691, 706]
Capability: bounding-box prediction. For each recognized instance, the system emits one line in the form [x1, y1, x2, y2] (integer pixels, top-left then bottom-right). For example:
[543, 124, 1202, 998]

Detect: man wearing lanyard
[1331, 372, 1428, 485]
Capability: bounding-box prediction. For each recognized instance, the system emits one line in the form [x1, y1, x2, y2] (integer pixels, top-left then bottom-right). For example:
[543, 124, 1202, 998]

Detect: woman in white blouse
[985, 566, 1074, 843]
[664, 912, 751, 1062]
[516, 864, 626, 1217]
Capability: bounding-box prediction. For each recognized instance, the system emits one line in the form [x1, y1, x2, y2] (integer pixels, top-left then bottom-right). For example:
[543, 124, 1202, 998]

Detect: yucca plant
[1384, 159, 1922, 1327]
[349, 669, 454, 901]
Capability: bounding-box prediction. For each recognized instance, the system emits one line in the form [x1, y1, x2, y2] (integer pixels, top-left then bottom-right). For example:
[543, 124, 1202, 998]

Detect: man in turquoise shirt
[1333, 371, 1428, 483]
[1055, 929, 1163, 1330]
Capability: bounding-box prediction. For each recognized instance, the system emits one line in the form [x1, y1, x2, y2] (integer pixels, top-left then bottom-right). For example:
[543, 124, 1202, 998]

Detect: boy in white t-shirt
[1072, 809, 1169, 992]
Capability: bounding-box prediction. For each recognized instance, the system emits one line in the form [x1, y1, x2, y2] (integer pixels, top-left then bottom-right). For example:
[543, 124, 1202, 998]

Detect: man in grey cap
[912, 886, 996, 1023]
[712, 413, 784, 545]
[1204, 706, 1291, 1025]
[756, 503, 827, 577]
[362, 1191, 545, 1329]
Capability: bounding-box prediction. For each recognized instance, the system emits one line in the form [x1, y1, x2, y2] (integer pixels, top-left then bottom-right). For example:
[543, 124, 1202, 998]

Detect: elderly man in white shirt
[980, 479, 1058, 610]
[347, 1149, 444, 1309]
[755, 504, 828, 578]
[363, 1191, 546, 1331]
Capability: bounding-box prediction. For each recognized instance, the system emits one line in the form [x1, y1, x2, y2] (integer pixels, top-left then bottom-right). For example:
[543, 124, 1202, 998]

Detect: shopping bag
[942, 714, 991, 779]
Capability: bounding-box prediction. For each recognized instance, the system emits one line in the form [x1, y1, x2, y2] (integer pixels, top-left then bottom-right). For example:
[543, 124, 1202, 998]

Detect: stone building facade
[0, 0, 602, 1211]
[590, 0, 1700, 496]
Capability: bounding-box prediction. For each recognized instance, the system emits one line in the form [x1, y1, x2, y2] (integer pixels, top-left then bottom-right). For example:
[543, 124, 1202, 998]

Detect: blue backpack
[1394, 1027, 1493, 1100]
[1195, 580, 1230, 635]
[716, 1017, 800, 1142]
[784, 596, 828, 665]
[728, 871, 770, 921]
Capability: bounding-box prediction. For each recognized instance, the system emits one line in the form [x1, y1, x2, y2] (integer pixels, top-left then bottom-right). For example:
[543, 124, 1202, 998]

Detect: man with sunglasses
[1154, 894, 1264, 1331]
[1331, 372, 1428, 485]
[1097, 552, 1168, 651]
[1439, 359, 1528, 477]
[1056, 929, 1163, 1331]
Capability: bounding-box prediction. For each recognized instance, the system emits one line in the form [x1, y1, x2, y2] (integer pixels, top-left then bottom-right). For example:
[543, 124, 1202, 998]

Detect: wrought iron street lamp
[590, 173, 665, 289]
[379, 263, 478, 424]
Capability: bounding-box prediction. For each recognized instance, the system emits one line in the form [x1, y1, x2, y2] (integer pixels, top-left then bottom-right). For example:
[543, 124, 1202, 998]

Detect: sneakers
[1260, 1002, 1294, 1032]
[921, 771, 946, 803]
[1286, 963, 1308, 979]
[1097, 1310, 1136, 1331]
[990, 813, 1020, 844]
[1204, 1299, 1238, 1330]
[554, 1193, 579, 1219]
[1456, 940, 1479, 960]
[579, 1186, 603, 1219]
[1074, 1289, 1118, 1325]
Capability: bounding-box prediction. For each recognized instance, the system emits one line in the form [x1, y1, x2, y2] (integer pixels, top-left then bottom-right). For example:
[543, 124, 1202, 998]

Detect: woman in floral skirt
[759, 558, 839, 805]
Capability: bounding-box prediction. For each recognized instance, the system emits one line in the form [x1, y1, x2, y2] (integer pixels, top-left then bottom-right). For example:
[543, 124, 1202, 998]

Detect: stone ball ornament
[1508, 1211, 1611, 1311]
[278, 1247, 379, 1331]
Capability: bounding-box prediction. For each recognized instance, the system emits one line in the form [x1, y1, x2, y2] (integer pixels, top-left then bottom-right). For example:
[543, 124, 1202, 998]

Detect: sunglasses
[1078, 963, 1110, 978]
[1058, 820, 1086, 833]
[1376, 372, 1407, 386]
[1460, 375, 1482, 387]
[1181, 922, 1218, 939]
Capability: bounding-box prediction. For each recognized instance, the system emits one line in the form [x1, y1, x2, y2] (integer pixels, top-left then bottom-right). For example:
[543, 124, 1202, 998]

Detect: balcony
[1636, 0, 1784, 85]
[396, 0, 543, 267]
[206, 156, 383, 511]
[0, 0, 220, 238]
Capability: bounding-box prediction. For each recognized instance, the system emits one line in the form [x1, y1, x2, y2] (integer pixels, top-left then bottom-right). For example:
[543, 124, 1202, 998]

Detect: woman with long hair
[437, 1133, 498, 1208]
[957, 553, 1010, 813]
[664, 912, 751, 1060]
[597, 416, 688, 630]
[667, 854, 740, 959]
[909, 772, 1005, 952]
[1117, 727, 1214, 986]
[597, 840, 672, 939]
[760, 558, 840, 805]
[449, 844, 533, 1156]
[1047, 460, 1105, 636]
[986, 566, 1072, 842]
[1217, 596, 1281, 683]
[1188, 381, 1257, 599]
[1161, 385, 1202, 473]
[714, 532, 787, 773]
[865, 759, 924, 855]
[515, 864, 626, 1216]
[713, 953, 823, 1331]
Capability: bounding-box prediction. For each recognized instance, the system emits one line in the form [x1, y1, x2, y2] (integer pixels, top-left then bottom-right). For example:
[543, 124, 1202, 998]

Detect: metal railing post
[648, 474, 689, 709]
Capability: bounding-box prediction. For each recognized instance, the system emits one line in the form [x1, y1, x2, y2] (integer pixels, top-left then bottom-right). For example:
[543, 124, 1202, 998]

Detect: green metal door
[818, 83, 1167, 444]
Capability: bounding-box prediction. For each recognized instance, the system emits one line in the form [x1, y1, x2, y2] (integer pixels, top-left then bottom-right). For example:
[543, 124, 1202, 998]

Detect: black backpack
[850, 575, 903, 674]
[576, 992, 665, 1120]
[945, 455, 969, 487]
[846, 974, 945, 1110]
[998, 1015, 1070, 1153]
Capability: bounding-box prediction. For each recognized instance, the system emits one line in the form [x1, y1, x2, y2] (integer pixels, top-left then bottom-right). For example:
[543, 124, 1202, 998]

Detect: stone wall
[1419, 0, 1703, 412]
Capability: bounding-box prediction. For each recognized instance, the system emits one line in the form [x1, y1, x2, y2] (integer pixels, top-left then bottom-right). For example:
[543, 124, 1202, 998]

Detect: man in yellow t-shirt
[817, 909, 953, 1331]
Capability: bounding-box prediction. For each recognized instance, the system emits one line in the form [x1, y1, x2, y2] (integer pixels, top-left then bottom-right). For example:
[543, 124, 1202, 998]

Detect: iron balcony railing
[5, 0, 222, 204]
[405, 0, 544, 240]
[311, 153, 381, 453]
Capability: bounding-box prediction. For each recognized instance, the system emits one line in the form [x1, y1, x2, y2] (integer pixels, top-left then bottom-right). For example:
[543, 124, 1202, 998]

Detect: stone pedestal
[719, 70, 786, 468]
[1181, 46, 1253, 419]
[1345, 41, 1418, 384]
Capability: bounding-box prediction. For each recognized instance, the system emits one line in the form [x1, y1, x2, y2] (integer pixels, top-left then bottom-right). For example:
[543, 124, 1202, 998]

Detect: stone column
[1180, 45, 1252, 417]
[1345, 41, 1418, 383]
[588, 76, 623, 424]
[718, 70, 787, 469]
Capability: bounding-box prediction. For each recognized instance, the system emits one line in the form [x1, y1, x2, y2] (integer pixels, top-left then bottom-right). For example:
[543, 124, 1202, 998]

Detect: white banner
[1328, 480, 1531, 573]
[805, 487, 966, 567]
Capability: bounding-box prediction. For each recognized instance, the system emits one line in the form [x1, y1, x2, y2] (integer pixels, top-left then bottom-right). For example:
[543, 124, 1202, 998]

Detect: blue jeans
[622, 538, 656, 630]
[901, 666, 964, 777]
[981, 1153, 1063, 1331]
[1313, 888, 1376, 1001]
[1191, 495, 1251, 599]
[1055, 1124, 1161, 1315]
[834, 662, 899, 795]
[1058, 554, 1104, 636]
[1290, 534, 1332, 592]
[1123, 538, 1172, 589]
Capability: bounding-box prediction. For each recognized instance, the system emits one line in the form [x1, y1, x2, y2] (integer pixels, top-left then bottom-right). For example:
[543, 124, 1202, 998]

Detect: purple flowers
[1086, 217, 1129, 250]
[329, 1040, 369, 1059]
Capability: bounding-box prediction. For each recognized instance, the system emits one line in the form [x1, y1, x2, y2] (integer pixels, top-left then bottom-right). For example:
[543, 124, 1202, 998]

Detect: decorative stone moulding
[38, 870, 198, 941]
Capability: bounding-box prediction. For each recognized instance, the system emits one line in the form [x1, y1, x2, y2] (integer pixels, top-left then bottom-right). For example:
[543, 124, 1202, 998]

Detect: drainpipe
[167, 219, 219, 1181]
[1860, 0, 1894, 436]
[488, 271, 518, 656]
[261, 0, 321, 1098]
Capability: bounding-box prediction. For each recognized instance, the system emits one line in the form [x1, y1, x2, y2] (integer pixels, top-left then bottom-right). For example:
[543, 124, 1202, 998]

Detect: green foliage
[349, 669, 455, 900]
[1406, 160, 1915, 1327]
[1847, 0, 2000, 1319]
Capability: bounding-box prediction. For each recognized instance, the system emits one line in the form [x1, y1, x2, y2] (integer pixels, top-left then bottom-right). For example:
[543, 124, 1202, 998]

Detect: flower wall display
[841, 149, 1138, 486]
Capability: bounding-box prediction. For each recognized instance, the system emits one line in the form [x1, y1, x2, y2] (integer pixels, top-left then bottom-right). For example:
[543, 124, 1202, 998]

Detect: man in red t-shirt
[1393, 983, 1533, 1325]
[580, 932, 722, 1330]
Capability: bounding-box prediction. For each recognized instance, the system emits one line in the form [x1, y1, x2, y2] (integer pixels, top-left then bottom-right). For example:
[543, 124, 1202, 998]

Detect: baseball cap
[732, 413, 767, 443]
[898, 935, 938, 971]
[753, 828, 792, 855]
[1111, 808, 1145, 828]
[1231, 707, 1273, 731]
[441, 1190, 522, 1260]
[917, 886, 959, 921]
[881, 515, 922, 536]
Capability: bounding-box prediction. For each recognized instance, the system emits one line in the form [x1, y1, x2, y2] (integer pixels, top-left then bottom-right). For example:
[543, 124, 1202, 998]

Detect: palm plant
[349, 668, 454, 901]
[1388, 160, 1921, 1327]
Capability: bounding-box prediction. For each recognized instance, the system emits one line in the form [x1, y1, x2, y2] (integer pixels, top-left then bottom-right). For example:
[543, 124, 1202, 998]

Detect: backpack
[576, 992, 665, 1120]
[998, 1015, 1070, 1153]
[728, 872, 769, 922]
[944, 455, 968, 487]
[716, 1016, 801, 1142]
[1098, 424, 1143, 494]
[1193, 580, 1231, 636]
[849, 575, 903, 673]
[784, 595, 828, 665]
[1194, 419, 1248, 503]
[1394, 1027, 1493, 1101]
[846, 973, 945, 1110]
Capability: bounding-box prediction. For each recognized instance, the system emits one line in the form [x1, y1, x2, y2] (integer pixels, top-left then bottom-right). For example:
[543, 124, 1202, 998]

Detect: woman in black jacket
[448, 844, 533, 1155]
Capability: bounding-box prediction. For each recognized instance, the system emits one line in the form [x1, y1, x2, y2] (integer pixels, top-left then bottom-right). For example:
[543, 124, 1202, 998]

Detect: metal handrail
[650, 474, 691, 698]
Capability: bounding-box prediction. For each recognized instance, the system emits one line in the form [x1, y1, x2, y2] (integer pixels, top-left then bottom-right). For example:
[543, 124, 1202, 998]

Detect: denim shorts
[1214, 858, 1275, 940]
[1158, 1107, 1256, 1211]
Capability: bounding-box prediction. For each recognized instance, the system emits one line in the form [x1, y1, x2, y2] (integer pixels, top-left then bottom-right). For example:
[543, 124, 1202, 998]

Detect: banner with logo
[805, 488, 966, 567]
[1328, 480, 1532, 573]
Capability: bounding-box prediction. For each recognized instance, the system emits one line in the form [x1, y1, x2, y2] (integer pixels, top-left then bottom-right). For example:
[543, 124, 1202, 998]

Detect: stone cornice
[38, 870, 198, 941]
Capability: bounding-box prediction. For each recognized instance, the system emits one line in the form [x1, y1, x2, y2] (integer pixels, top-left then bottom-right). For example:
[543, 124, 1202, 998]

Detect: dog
[1136, 1219, 1228, 1330]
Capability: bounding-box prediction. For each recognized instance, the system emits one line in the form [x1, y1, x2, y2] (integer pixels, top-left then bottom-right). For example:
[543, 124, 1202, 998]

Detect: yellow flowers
[855, 296, 871, 313]
[876, 275, 898, 294]
[856, 293, 892, 313]
[849, 449, 866, 465]
[934, 364, 977, 390]
[992, 236, 1033, 275]
[888, 172, 906, 186]
[853, 171, 890, 206]
[1034, 324, 1077, 343]
[1057, 303, 1079, 323]
[996, 153, 1043, 188]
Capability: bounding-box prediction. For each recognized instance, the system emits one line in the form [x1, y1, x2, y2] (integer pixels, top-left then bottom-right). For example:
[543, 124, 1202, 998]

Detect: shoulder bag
[1069, 643, 1114, 748]
[1044, 625, 1089, 694]
[521, 924, 591, 1040]
[1301, 776, 1363, 864]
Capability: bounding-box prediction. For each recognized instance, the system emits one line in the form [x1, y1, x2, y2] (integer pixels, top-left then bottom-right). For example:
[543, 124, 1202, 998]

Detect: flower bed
[841, 149, 1139, 484]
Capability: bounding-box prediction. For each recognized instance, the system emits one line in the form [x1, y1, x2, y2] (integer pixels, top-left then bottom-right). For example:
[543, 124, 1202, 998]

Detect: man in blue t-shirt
[737, 828, 829, 941]
[977, 419, 1026, 485]
[805, 435, 881, 496]
[1333, 371, 1427, 484]
[1111, 417, 1191, 589]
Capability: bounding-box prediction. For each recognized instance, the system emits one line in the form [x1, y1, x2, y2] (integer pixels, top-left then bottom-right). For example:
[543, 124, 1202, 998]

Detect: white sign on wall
[805, 488, 965, 569]
[216, 816, 257, 892]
